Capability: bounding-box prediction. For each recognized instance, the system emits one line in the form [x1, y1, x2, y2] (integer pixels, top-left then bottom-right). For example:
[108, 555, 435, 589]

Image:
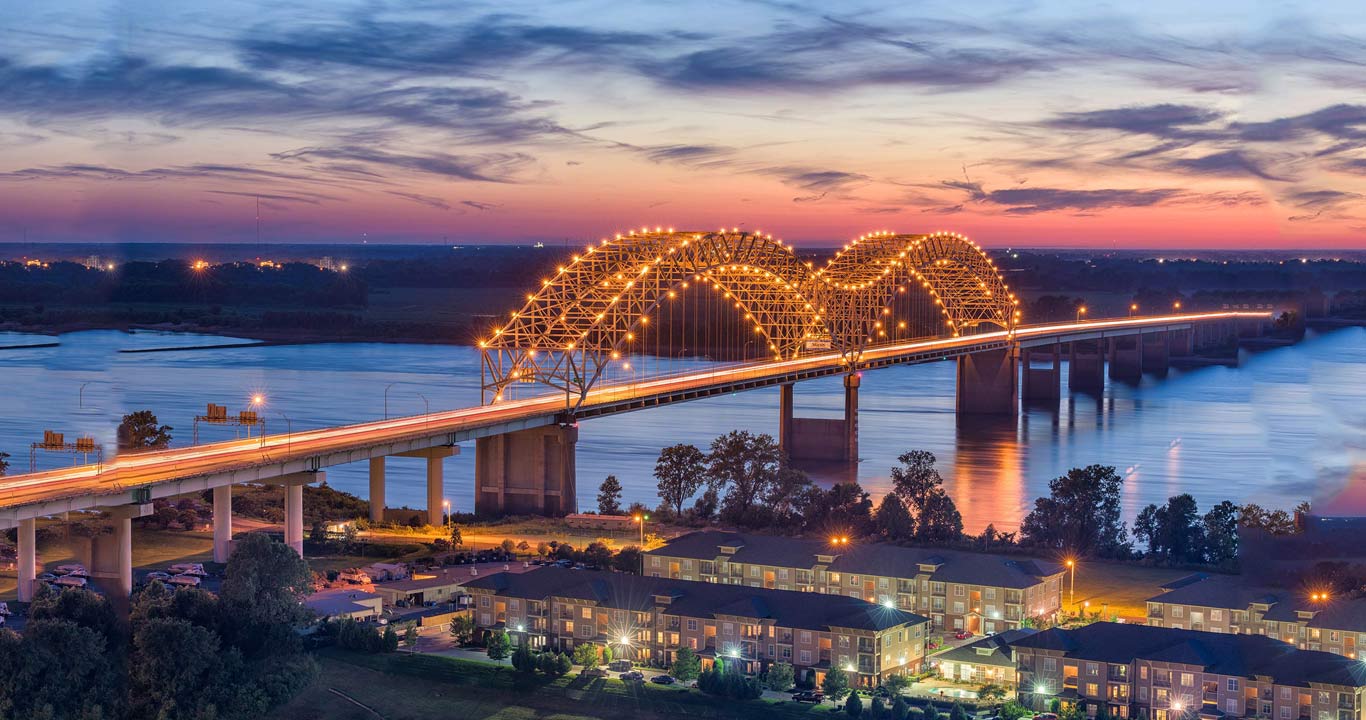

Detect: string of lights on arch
[479, 227, 1019, 408]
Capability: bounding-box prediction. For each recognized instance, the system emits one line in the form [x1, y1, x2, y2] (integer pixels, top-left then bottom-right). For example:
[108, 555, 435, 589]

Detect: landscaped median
[298, 648, 834, 720]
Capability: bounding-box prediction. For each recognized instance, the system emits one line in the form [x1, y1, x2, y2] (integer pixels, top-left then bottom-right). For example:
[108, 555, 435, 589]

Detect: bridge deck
[0, 312, 1265, 525]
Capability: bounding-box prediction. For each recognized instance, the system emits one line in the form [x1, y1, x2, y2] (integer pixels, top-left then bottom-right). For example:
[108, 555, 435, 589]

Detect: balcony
[1148, 606, 1164, 618]
[1153, 677, 1172, 688]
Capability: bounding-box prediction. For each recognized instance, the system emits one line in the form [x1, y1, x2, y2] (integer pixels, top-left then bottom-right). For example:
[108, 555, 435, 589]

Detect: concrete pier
[1108, 336, 1143, 382]
[395, 447, 458, 526]
[368, 457, 386, 523]
[213, 484, 233, 563]
[780, 374, 860, 463]
[1021, 345, 1062, 403]
[17, 518, 35, 603]
[1067, 339, 1106, 393]
[475, 423, 576, 516]
[956, 347, 1018, 416]
[268, 471, 324, 556]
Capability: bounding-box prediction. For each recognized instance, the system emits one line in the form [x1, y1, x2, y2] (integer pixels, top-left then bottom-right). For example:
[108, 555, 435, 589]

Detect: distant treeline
[1000, 252, 1366, 294]
[0, 260, 365, 306]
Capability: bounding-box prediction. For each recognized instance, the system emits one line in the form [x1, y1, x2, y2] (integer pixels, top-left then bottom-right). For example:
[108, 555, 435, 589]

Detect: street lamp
[1129, 303, 1138, 317]
[1076, 306, 1087, 322]
[1173, 300, 1182, 311]
[1065, 558, 1077, 610]
[443, 499, 451, 528]
[634, 514, 649, 544]
[247, 394, 265, 438]
[384, 383, 395, 419]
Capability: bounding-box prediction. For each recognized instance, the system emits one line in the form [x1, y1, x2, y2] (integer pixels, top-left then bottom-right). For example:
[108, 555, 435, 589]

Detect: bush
[846, 693, 863, 718]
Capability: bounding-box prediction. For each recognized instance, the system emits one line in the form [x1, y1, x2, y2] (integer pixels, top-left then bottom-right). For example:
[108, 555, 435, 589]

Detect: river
[1, 328, 1363, 532]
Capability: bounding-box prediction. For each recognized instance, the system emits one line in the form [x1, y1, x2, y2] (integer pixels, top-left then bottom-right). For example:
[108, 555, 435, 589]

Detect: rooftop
[306, 588, 383, 618]
[647, 530, 1063, 588]
[464, 567, 930, 634]
[936, 628, 1039, 668]
[1014, 622, 1366, 688]
[1150, 573, 1366, 630]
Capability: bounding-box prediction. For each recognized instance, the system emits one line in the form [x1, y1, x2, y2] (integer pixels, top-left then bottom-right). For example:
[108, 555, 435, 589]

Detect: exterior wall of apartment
[1147, 601, 1366, 660]
[466, 585, 928, 686]
[1017, 647, 1365, 720]
[646, 551, 1062, 635]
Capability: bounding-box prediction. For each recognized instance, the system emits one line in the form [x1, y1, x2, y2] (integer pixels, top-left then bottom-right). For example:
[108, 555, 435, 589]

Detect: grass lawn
[1070, 560, 1198, 619]
[270, 649, 828, 720]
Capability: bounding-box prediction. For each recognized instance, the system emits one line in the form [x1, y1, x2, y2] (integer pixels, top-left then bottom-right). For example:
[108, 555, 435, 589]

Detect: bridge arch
[479, 228, 1017, 406]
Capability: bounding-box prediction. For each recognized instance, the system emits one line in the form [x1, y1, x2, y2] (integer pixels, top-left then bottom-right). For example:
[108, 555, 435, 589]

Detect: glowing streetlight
[443, 499, 451, 529]
[1173, 300, 1182, 311]
[1076, 306, 1088, 322]
[1065, 558, 1077, 610]
[634, 513, 649, 544]
[883, 599, 896, 609]
[1129, 303, 1138, 317]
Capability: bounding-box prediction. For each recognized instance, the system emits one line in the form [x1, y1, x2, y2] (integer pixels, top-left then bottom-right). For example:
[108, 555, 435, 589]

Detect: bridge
[0, 228, 1269, 602]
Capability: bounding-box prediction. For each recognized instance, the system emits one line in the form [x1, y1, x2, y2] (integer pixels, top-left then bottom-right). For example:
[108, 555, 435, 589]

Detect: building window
[953, 602, 965, 614]
[652, 557, 661, 567]
[850, 575, 860, 586]
[801, 631, 812, 643]
[750, 566, 760, 578]
[778, 569, 789, 580]
[1139, 666, 1148, 680]
[879, 578, 889, 589]
[1172, 606, 1184, 618]
[1280, 707, 1289, 719]
[1226, 679, 1239, 692]
[986, 588, 996, 600]
[1087, 683, 1099, 697]
[955, 585, 966, 597]
[1211, 609, 1222, 621]
[800, 650, 812, 664]
[1226, 700, 1237, 714]
[1181, 673, 1194, 687]
[480, 596, 490, 608]
[1087, 663, 1099, 676]
[581, 607, 592, 619]
[723, 622, 734, 635]
[839, 636, 850, 648]
[782, 647, 792, 659]
[687, 619, 698, 631]
[1044, 658, 1057, 673]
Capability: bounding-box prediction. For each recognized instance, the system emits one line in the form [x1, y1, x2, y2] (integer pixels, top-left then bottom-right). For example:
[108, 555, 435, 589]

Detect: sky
[2, 1, 1365, 248]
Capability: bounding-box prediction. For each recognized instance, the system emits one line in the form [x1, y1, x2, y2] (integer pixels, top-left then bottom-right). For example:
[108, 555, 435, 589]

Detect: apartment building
[1014, 623, 1366, 720]
[933, 627, 1037, 688]
[463, 567, 930, 687]
[644, 530, 1063, 634]
[1146, 574, 1366, 659]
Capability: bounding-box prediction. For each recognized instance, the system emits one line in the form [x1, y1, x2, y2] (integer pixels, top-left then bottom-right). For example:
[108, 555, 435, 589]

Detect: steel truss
[479, 229, 1017, 408]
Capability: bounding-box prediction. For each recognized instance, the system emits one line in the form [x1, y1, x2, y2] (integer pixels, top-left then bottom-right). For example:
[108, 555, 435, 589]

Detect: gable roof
[463, 567, 929, 633]
[936, 628, 1039, 668]
[1012, 622, 1366, 688]
[647, 531, 1062, 588]
[1150, 574, 1366, 632]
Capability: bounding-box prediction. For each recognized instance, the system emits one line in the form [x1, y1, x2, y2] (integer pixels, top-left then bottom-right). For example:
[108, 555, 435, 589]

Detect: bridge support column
[956, 347, 1018, 416]
[1067, 340, 1105, 393]
[213, 484, 233, 563]
[1142, 332, 1170, 374]
[87, 503, 152, 598]
[1021, 344, 1062, 403]
[397, 447, 459, 526]
[17, 518, 35, 603]
[1172, 329, 1194, 356]
[475, 421, 577, 517]
[1108, 336, 1143, 382]
[368, 457, 386, 523]
[267, 471, 324, 556]
[781, 375, 860, 464]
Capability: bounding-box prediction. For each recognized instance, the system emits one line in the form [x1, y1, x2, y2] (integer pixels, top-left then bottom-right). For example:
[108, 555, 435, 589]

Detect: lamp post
[443, 499, 451, 529]
[248, 394, 265, 438]
[1129, 303, 1138, 317]
[634, 513, 649, 544]
[1065, 558, 1076, 611]
[384, 383, 395, 419]
[1076, 306, 1087, 322]
[1173, 300, 1182, 311]
[417, 393, 430, 429]
[278, 412, 292, 452]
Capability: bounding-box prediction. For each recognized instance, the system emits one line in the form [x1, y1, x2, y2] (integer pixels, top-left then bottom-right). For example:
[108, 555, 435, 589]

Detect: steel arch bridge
[479, 228, 1018, 407]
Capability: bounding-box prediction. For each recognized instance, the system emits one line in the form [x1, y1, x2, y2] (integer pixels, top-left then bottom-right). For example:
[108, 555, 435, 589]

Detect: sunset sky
[3, 1, 1365, 248]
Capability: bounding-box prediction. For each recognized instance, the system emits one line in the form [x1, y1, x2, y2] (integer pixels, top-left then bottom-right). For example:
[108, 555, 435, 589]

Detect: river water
[1, 328, 1363, 532]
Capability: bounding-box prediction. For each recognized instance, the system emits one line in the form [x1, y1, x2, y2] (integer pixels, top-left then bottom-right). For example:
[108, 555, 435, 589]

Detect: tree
[979, 683, 1007, 703]
[1239, 503, 1297, 535]
[450, 523, 463, 548]
[486, 630, 512, 665]
[0, 451, 9, 476]
[766, 661, 795, 691]
[672, 646, 701, 682]
[601, 643, 614, 665]
[693, 487, 719, 520]
[572, 642, 600, 669]
[871, 697, 888, 720]
[951, 701, 970, 720]
[381, 624, 400, 652]
[823, 665, 851, 701]
[117, 409, 173, 452]
[309, 520, 329, 545]
[890, 451, 963, 542]
[655, 443, 706, 515]
[999, 702, 1032, 720]
[1134, 494, 1204, 564]
[403, 622, 419, 653]
[1095, 702, 1112, 720]
[1202, 500, 1240, 565]
[892, 697, 910, 720]
[556, 652, 573, 676]
[1020, 465, 1130, 558]
[512, 642, 535, 673]
[614, 546, 643, 574]
[885, 673, 911, 697]
[706, 430, 783, 527]
[449, 614, 476, 645]
[221, 533, 312, 657]
[597, 475, 624, 515]
[846, 691, 864, 718]
[536, 541, 550, 557]
[501, 538, 516, 554]
[875, 494, 915, 542]
[801, 483, 875, 536]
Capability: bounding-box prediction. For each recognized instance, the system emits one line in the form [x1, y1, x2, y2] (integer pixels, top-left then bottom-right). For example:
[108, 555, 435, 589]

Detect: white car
[55, 564, 89, 577]
[146, 571, 173, 582]
[167, 574, 201, 587]
[169, 563, 208, 577]
[53, 575, 88, 588]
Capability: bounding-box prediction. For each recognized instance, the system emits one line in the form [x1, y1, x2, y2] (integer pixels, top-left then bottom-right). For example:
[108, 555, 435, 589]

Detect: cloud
[207, 190, 334, 205]
[641, 144, 734, 165]
[1043, 104, 1224, 139]
[461, 200, 498, 211]
[0, 162, 321, 183]
[762, 167, 870, 192]
[935, 179, 1262, 215]
[1163, 150, 1287, 181]
[272, 146, 533, 183]
[1284, 189, 1363, 221]
[386, 191, 451, 211]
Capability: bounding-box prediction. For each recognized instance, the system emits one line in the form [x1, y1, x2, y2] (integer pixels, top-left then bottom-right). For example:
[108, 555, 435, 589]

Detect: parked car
[146, 571, 172, 581]
[1035, 713, 1059, 720]
[54, 564, 89, 577]
[169, 563, 208, 577]
[0, 602, 11, 616]
[53, 575, 88, 588]
[792, 690, 825, 703]
[953, 630, 973, 640]
[608, 659, 632, 672]
[650, 674, 676, 685]
[167, 574, 201, 587]
[621, 671, 645, 682]
[36, 572, 57, 582]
